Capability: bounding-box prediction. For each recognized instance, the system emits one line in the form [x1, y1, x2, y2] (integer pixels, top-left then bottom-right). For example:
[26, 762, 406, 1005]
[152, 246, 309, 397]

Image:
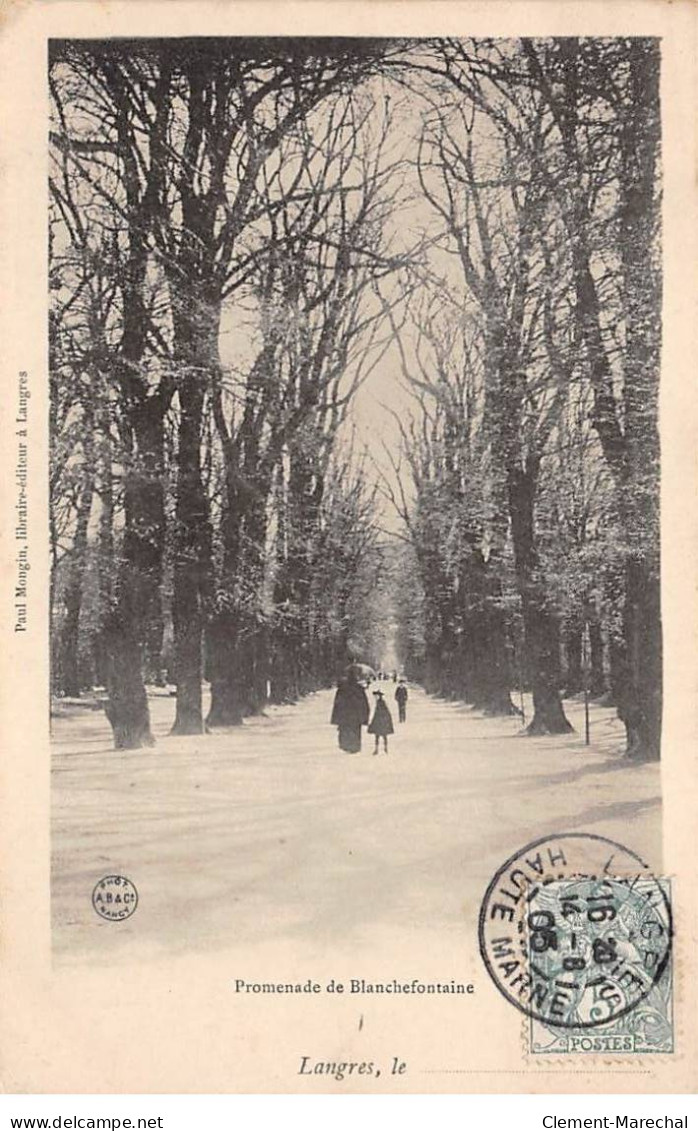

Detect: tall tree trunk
[97, 59, 171, 747]
[563, 611, 584, 695]
[143, 612, 165, 685]
[468, 560, 519, 716]
[240, 496, 270, 715]
[171, 371, 209, 736]
[99, 60, 173, 749]
[58, 466, 95, 696]
[622, 557, 662, 759]
[269, 632, 299, 704]
[617, 41, 662, 759]
[167, 61, 221, 735]
[244, 624, 271, 715]
[206, 613, 246, 727]
[424, 642, 441, 695]
[608, 634, 625, 712]
[473, 619, 519, 716]
[554, 38, 661, 759]
[208, 483, 270, 723]
[585, 600, 606, 697]
[508, 463, 573, 735]
[94, 418, 114, 688]
[103, 404, 165, 749]
[206, 484, 247, 727]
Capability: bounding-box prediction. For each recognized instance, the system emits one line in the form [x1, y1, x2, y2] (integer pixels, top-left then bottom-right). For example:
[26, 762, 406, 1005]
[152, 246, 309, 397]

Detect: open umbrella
[345, 662, 375, 682]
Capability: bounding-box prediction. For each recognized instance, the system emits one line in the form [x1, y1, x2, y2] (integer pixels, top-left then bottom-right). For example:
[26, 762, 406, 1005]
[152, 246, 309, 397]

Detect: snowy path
[51, 682, 661, 965]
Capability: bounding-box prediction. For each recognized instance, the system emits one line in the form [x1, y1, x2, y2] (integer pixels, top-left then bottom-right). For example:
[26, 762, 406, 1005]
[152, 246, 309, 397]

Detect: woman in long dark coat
[331, 674, 370, 753]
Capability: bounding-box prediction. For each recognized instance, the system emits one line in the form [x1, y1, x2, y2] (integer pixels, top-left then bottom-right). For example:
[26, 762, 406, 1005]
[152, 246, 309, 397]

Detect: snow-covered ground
[51, 682, 661, 965]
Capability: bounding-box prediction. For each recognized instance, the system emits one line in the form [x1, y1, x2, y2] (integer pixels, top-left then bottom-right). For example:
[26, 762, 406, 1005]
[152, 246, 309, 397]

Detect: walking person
[330, 666, 370, 754]
[394, 679, 408, 723]
[368, 690, 394, 755]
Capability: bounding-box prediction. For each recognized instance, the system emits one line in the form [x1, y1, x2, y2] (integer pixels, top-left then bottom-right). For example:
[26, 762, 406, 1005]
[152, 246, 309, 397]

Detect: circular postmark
[92, 875, 138, 922]
[478, 833, 672, 1030]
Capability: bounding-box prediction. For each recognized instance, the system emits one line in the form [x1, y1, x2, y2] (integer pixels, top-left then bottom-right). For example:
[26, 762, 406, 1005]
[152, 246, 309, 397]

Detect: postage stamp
[478, 833, 673, 1051]
[528, 879, 674, 1055]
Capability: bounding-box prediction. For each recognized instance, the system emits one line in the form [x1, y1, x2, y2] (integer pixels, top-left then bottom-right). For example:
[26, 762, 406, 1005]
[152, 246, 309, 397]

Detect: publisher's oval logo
[92, 875, 138, 921]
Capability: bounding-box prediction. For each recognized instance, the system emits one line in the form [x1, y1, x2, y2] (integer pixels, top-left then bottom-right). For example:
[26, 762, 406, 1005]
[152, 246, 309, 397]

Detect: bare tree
[415, 55, 573, 733]
[51, 43, 178, 746]
[391, 286, 519, 714]
[205, 87, 405, 724]
[521, 37, 662, 758]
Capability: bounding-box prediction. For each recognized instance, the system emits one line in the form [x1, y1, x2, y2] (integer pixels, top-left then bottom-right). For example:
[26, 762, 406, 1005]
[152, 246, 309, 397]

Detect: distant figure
[392, 670, 398, 683]
[394, 680, 408, 723]
[369, 690, 394, 755]
[331, 671, 370, 754]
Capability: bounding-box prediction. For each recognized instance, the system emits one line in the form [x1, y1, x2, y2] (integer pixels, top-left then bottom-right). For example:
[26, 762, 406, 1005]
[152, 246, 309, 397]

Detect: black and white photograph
[1, 0, 697, 1099]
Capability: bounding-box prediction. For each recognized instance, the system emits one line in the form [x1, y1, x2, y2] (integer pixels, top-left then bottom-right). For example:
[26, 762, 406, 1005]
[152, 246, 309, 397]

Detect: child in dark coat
[368, 690, 394, 755]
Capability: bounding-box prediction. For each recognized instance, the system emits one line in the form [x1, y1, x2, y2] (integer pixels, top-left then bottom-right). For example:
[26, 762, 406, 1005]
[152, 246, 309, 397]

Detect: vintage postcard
[0, 0, 696, 1094]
